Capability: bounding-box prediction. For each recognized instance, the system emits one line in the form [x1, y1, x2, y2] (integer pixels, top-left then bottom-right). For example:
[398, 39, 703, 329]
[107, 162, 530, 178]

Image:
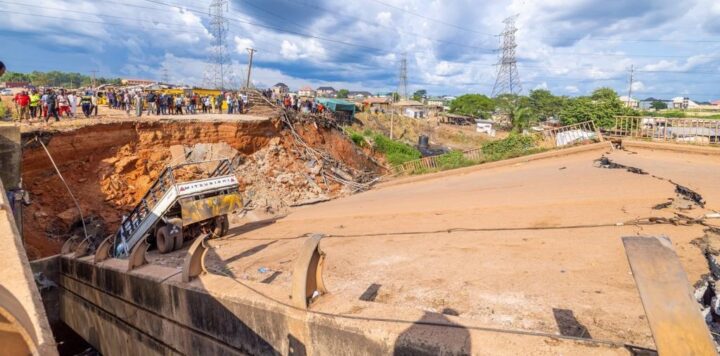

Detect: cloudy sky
[1, 0, 719, 100]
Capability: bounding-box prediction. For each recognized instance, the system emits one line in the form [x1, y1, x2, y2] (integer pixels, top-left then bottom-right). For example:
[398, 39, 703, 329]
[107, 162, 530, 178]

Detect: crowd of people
[261, 89, 327, 114]
[105, 90, 249, 117]
[7, 88, 254, 123]
[10, 88, 99, 122]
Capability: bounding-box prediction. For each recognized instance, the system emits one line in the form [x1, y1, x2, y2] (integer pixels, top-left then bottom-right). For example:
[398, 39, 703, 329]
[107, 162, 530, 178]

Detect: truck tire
[212, 215, 229, 238]
[156, 226, 173, 254]
[167, 218, 184, 251]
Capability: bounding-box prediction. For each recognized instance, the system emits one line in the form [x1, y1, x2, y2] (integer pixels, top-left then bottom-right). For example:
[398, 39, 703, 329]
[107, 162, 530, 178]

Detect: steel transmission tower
[203, 0, 236, 90]
[397, 53, 408, 100]
[491, 15, 521, 97]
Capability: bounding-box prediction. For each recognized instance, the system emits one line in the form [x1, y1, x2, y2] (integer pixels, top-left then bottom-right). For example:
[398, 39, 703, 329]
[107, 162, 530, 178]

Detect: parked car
[0, 89, 13, 95]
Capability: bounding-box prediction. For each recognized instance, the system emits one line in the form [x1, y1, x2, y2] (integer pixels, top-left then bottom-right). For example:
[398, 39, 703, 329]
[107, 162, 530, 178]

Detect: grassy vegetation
[410, 135, 544, 175]
[0, 100, 7, 119]
[435, 150, 478, 170]
[481, 134, 541, 162]
[347, 128, 421, 165]
[372, 133, 422, 165]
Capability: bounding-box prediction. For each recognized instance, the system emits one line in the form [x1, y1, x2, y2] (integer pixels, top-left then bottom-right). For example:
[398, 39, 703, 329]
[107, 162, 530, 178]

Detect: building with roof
[121, 78, 155, 86]
[347, 91, 373, 100]
[711, 100, 720, 107]
[672, 96, 699, 109]
[394, 99, 427, 119]
[362, 97, 391, 113]
[316, 86, 336, 97]
[271, 83, 289, 96]
[619, 96, 639, 109]
[298, 86, 315, 97]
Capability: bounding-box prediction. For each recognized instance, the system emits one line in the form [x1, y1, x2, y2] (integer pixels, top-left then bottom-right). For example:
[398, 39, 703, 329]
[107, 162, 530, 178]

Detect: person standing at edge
[29, 90, 40, 119]
[80, 91, 92, 118]
[45, 89, 60, 123]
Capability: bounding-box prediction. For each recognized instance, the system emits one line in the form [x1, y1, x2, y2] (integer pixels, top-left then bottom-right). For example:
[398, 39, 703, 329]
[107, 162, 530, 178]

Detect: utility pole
[245, 48, 256, 89]
[491, 15, 521, 97]
[626, 64, 635, 108]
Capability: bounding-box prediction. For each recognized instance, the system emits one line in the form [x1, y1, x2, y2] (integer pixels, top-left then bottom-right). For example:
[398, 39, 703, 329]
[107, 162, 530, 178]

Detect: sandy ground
[195, 146, 720, 349]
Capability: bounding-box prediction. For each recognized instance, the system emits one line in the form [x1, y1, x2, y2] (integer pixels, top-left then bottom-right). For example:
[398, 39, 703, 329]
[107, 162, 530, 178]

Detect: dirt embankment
[21, 118, 381, 259]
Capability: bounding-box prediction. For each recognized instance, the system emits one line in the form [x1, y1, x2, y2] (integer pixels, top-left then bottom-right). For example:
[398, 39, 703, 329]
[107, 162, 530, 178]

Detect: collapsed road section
[20, 115, 383, 261]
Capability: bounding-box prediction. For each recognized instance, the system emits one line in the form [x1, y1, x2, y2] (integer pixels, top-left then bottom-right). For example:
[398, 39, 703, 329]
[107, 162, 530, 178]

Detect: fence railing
[393, 147, 484, 175]
[540, 120, 602, 148]
[609, 116, 720, 146]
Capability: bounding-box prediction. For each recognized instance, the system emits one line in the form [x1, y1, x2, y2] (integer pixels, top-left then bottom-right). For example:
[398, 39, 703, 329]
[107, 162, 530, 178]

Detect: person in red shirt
[15, 90, 30, 121]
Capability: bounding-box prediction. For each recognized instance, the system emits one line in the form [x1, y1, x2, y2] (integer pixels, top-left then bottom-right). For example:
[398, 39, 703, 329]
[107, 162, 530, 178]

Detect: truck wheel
[156, 226, 173, 254]
[167, 218, 184, 251]
[212, 215, 229, 238]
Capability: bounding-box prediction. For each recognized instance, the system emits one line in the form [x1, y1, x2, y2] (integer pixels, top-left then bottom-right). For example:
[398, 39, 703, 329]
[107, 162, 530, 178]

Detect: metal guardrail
[610, 116, 720, 146]
[393, 147, 484, 175]
[541, 120, 602, 148]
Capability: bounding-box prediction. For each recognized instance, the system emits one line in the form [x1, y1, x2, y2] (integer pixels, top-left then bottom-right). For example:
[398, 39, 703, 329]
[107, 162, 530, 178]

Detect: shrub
[482, 134, 538, 162]
[350, 132, 365, 147]
[372, 133, 421, 165]
[435, 150, 476, 170]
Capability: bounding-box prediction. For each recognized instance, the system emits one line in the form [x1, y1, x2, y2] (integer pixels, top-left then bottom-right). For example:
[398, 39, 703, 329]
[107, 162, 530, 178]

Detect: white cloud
[280, 39, 327, 61]
[234, 37, 256, 54]
[565, 85, 580, 93]
[376, 12, 393, 26]
[631, 81, 645, 92]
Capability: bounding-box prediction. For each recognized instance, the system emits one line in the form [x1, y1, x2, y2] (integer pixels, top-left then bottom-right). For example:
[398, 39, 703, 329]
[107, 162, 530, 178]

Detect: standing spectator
[41, 90, 49, 118]
[146, 91, 157, 116]
[80, 92, 92, 118]
[57, 90, 70, 117]
[15, 91, 30, 121]
[215, 93, 224, 114]
[68, 91, 77, 118]
[91, 94, 98, 116]
[134, 91, 143, 117]
[45, 89, 59, 122]
[174, 95, 183, 115]
[123, 91, 131, 115]
[29, 90, 40, 119]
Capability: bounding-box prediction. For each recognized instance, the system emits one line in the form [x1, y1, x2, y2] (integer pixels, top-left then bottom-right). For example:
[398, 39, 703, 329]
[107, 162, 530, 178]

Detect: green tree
[560, 88, 637, 128]
[528, 89, 566, 120]
[650, 100, 668, 110]
[337, 89, 349, 98]
[412, 89, 427, 102]
[449, 94, 495, 118]
[391, 92, 400, 101]
[509, 106, 536, 133]
[591, 87, 619, 101]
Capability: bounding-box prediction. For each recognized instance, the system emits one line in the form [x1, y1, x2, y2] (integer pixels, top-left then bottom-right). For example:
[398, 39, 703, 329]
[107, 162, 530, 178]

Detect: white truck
[111, 158, 243, 257]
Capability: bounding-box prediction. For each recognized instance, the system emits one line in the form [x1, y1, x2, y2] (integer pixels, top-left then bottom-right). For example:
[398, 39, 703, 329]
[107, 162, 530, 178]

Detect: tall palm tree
[510, 106, 536, 133]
